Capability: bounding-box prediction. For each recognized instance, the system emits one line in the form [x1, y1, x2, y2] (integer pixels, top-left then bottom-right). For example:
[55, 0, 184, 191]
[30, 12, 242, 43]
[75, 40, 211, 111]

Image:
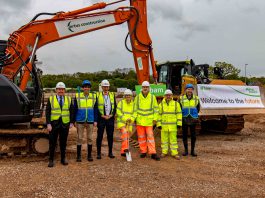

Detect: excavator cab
[156, 59, 210, 95]
[0, 40, 43, 124]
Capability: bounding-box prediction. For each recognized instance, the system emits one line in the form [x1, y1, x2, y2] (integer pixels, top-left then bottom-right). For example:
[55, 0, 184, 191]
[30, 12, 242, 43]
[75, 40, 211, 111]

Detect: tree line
[41, 62, 265, 91]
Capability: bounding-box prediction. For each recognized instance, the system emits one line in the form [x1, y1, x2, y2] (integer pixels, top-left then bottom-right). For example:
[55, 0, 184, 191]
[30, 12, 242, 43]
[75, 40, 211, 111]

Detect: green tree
[209, 62, 241, 80]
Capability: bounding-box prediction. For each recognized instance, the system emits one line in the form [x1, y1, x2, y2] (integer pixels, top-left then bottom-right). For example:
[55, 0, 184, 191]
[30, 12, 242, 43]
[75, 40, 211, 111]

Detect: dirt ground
[0, 115, 264, 198]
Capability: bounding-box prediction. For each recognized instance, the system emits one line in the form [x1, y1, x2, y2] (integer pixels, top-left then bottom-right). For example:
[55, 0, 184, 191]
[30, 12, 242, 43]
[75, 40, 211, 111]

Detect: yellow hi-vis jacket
[49, 95, 71, 124]
[157, 98, 182, 131]
[117, 99, 136, 132]
[97, 92, 115, 115]
[134, 92, 159, 126]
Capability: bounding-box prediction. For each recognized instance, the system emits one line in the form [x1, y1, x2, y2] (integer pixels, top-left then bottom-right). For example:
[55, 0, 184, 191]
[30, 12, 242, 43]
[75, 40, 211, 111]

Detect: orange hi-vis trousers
[120, 127, 129, 154]
[136, 126, 156, 154]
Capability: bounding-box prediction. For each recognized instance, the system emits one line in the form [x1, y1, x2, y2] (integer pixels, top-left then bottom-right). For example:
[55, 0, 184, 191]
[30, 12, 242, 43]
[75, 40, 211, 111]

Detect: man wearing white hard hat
[46, 82, 74, 167]
[134, 81, 160, 161]
[117, 89, 135, 157]
[157, 89, 182, 159]
[96, 79, 117, 159]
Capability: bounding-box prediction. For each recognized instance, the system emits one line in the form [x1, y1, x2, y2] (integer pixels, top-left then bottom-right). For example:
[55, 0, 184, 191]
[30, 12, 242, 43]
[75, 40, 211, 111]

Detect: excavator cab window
[158, 65, 168, 83]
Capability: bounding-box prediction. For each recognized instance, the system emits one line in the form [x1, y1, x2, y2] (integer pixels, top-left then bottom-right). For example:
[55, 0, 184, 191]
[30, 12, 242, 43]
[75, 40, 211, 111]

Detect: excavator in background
[0, 0, 158, 155]
[156, 60, 265, 133]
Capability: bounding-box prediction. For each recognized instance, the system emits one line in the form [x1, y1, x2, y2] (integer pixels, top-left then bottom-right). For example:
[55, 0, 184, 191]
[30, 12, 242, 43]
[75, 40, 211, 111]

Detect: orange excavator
[0, 0, 158, 154]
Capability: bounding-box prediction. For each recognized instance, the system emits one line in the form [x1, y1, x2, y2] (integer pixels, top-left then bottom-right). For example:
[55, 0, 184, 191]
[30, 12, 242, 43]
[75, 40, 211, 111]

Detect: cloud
[0, 0, 33, 37]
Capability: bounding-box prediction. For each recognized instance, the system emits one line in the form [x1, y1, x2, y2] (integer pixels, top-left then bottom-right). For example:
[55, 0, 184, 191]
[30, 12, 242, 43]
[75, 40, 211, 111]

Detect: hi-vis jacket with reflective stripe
[157, 98, 182, 131]
[179, 95, 199, 118]
[117, 99, 136, 131]
[49, 95, 71, 124]
[97, 92, 115, 116]
[75, 92, 96, 122]
[134, 92, 159, 126]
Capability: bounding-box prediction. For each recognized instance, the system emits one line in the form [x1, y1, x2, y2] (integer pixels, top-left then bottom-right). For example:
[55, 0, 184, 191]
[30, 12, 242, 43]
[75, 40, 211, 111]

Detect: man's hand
[70, 123, 74, 128]
[126, 118, 131, 123]
[47, 124, 52, 132]
[101, 115, 108, 119]
[157, 126, 162, 130]
[153, 120, 157, 126]
[93, 122, 97, 127]
[177, 126, 182, 131]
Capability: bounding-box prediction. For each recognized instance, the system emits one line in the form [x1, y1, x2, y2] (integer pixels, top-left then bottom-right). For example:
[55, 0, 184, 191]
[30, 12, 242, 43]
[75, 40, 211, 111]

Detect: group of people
[46, 79, 200, 167]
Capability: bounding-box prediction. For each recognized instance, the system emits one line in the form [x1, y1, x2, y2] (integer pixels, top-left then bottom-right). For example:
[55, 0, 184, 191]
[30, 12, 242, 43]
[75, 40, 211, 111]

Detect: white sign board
[55, 14, 115, 37]
[197, 85, 265, 108]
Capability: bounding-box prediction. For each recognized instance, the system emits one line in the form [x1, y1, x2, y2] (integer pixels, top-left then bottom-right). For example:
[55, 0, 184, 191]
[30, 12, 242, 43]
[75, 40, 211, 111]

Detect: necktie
[59, 96, 63, 109]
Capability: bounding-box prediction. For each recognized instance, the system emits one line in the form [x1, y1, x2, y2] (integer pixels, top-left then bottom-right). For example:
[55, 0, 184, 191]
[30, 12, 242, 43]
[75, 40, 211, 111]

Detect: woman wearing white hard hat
[46, 82, 74, 167]
[96, 79, 117, 159]
[157, 89, 182, 159]
[117, 89, 135, 157]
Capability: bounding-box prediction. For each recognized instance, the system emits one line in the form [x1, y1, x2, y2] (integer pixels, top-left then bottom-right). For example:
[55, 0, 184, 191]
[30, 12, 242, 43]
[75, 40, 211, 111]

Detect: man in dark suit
[46, 82, 74, 167]
[96, 79, 117, 159]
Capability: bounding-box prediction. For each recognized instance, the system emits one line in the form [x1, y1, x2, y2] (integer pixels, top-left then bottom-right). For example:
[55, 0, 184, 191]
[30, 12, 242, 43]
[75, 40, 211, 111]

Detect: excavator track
[200, 115, 244, 133]
[0, 124, 49, 157]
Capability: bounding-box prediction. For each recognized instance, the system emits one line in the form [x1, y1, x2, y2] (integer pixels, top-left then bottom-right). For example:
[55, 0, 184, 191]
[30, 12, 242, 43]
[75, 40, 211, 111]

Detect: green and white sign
[135, 84, 166, 96]
[197, 84, 265, 108]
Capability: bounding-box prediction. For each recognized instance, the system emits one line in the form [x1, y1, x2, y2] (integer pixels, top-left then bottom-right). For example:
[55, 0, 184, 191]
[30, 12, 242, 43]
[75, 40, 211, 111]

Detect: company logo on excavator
[67, 19, 106, 32]
[200, 86, 211, 91]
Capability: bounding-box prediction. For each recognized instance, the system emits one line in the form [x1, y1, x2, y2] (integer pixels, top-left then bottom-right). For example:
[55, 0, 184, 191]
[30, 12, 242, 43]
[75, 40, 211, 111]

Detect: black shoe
[97, 154, 101, 159]
[151, 154, 160, 161]
[108, 153, 115, 159]
[61, 159, 69, 165]
[182, 151, 188, 156]
[121, 153, 126, 157]
[87, 144, 93, 162]
[48, 160, 54, 168]
[140, 153, 147, 158]
[191, 152, 197, 157]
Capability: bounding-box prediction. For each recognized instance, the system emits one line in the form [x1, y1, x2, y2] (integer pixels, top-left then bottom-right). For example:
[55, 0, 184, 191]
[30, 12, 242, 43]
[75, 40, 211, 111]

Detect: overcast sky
[0, 0, 264, 77]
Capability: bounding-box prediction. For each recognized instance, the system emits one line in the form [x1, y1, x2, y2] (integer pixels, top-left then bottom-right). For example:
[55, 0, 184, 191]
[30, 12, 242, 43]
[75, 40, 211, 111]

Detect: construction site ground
[0, 114, 264, 198]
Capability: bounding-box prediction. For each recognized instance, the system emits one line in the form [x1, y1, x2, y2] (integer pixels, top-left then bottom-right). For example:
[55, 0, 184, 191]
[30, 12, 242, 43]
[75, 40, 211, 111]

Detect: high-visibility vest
[49, 95, 71, 124]
[97, 92, 115, 115]
[117, 99, 135, 131]
[180, 95, 199, 118]
[157, 98, 182, 131]
[134, 92, 159, 126]
[75, 92, 96, 122]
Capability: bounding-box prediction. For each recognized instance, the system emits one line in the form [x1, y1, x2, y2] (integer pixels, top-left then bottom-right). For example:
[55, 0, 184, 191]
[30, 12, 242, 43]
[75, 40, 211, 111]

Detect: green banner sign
[135, 84, 167, 96]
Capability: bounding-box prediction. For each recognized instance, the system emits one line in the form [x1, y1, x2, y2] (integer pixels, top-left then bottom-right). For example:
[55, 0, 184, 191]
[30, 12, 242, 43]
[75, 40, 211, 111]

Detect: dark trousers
[96, 118, 114, 155]
[49, 123, 69, 161]
[182, 124, 196, 151]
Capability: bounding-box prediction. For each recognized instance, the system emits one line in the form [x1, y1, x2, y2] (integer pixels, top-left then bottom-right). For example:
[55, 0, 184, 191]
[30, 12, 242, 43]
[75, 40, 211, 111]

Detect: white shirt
[103, 93, 111, 115]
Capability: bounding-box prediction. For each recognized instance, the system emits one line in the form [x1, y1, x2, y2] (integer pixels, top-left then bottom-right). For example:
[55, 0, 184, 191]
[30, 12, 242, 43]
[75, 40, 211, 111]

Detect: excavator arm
[1, 0, 158, 91]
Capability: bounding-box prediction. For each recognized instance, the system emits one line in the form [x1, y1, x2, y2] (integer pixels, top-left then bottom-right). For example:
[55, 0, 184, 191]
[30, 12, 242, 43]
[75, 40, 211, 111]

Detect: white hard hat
[164, 89, 173, 95]
[141, 81, 150, 87]
[56, 82, 66, 89]
[124, 89, 133, 95]
[101, 79, 110, 87]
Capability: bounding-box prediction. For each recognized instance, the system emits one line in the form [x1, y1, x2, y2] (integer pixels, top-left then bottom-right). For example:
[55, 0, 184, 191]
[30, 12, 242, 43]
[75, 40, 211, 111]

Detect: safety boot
[182, 141, 188, 156]
[140, 153, 147, 158]
[151, 154, 160, 161]
[76, 145, 82, 162]
[191, 139, 197, 157]
[97, 146, 101, 159]
[48, 160, 54, 168]
[87, 144, 93, 161]
[108, 153, 115, 158]
[61, 158, 69, 165]
[61, 150, 68, 165]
